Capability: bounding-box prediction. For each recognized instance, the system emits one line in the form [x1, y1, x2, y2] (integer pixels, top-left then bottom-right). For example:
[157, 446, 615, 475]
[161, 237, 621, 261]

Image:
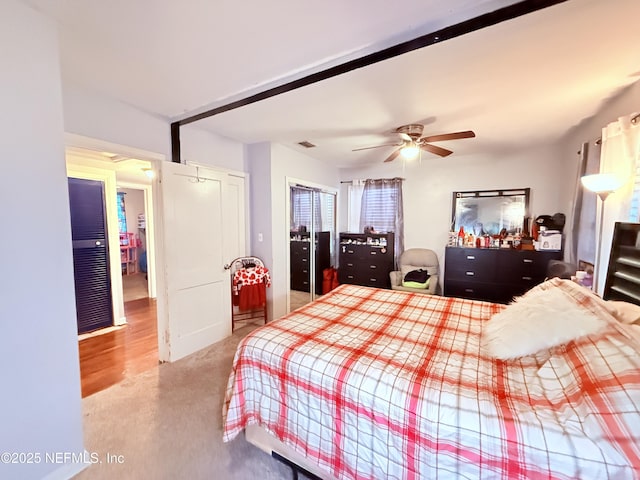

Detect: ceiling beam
[171, 0, 568, 163]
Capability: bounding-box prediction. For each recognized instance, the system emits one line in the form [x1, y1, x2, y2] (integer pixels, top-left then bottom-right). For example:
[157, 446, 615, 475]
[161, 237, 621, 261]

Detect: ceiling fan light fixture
[400, 142, 419, 159]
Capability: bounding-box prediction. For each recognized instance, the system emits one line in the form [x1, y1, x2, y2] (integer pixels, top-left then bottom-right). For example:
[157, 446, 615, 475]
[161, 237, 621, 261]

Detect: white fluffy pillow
[482, 286, 608, 359]
[604, 300, 640, 325]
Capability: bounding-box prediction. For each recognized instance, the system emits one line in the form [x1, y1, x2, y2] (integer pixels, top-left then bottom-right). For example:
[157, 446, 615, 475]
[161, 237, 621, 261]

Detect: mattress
[223, 284, 640, 479]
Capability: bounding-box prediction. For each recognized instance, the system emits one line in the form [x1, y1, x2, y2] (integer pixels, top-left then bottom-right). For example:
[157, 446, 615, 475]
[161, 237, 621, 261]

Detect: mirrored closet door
[289, 183, 336, 311]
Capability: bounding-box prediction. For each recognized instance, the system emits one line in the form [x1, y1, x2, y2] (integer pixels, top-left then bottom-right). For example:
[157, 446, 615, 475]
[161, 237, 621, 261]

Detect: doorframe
[65, 133, 164, 336]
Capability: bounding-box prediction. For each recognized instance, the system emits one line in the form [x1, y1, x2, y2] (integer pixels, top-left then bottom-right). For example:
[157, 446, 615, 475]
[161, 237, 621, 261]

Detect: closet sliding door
[289, 182, 336, 311]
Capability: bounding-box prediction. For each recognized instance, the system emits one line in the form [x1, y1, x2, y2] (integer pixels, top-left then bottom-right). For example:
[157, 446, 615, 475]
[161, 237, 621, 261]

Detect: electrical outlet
[258, 233, 263, 242]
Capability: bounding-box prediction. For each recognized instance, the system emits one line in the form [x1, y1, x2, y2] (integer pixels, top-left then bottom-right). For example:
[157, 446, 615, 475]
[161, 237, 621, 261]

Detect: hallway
[78, 298, 158, 397]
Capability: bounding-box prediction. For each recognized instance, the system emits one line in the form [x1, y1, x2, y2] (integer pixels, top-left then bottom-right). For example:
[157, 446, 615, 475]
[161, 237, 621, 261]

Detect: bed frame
[246, 425, 336, 480]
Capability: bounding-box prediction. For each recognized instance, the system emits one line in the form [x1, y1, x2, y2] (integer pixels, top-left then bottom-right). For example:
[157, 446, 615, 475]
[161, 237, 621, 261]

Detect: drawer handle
[466, 255, 476, 260]
[370, 278, 377, 282]
[523, 259, 533, 264]
[522, 276, 532, 281]
[347, 249, 354, 254]
[370, 251, 377, 255]
[302, 247, 308, 251]
[347, 275, 354, 279]
[465, 271, 475, 276]
[370, 265, 377, 269]
[302, 258, 308, 262]
[347, 263, 354, 267]
[464, 288, 474, 293]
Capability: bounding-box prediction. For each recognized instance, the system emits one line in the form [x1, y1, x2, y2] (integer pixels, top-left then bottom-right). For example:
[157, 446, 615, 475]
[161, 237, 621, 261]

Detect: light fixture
[142, 168, 154, 179]
[400, 141, 419, 159]
[581, 173, 624, 294]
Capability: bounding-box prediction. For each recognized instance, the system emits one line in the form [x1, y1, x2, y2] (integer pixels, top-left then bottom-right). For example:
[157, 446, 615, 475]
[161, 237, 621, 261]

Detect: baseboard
[41, 453, 90, 480]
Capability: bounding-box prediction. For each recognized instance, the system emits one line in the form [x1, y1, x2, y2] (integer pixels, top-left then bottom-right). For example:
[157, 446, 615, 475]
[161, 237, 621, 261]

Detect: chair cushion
[402, 269, 430, 289]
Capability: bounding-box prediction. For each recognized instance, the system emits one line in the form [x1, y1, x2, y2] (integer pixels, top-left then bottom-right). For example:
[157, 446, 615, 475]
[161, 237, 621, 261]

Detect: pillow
[482, 282, 608, 359]
[402, 269, 430, 289]
[604, 300, 640, 325]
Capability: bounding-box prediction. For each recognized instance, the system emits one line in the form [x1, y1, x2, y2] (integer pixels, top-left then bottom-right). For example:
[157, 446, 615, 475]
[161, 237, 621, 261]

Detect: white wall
[62, 85, 247, 173]
[248, 143, 340, 320]
[0, 2, 85, 479]
[62, 83, 171, 158]
[181, 125, 246, 172]
[339, 143, 566, 291]
[558, 79, 640, 291]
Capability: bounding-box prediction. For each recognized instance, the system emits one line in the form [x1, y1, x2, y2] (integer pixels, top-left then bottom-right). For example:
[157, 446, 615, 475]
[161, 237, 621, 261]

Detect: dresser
[338, 232, 395, 289]
[290, 231, 330, 294]
[444, 247, 562, 303]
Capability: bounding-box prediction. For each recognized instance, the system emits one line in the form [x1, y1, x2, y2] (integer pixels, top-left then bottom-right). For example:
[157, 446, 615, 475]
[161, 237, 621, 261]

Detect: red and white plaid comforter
[223, 283, 640, 479]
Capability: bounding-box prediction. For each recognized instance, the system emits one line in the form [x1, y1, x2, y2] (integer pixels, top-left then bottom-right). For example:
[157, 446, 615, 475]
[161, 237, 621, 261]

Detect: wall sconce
[581, 173, 624, 294]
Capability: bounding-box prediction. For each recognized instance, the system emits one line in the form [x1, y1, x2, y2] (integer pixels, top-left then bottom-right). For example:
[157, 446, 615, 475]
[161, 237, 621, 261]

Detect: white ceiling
[25, 0, 640, 168]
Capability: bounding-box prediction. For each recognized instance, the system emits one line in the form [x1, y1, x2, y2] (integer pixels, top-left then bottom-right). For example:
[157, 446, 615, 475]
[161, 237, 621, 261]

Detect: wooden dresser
[444, 246, 562, 303]
[338, 232, 395, 289]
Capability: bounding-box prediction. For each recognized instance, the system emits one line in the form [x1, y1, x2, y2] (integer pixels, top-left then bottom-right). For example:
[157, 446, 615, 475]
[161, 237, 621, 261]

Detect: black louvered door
[68, 178, 113, 334]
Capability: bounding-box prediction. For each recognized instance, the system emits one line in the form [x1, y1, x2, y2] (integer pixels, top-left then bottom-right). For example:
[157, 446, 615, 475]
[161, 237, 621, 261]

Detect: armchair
[390, 248, 439, 295]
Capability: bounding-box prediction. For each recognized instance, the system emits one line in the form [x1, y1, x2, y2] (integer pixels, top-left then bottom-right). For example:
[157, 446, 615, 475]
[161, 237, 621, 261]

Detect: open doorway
[66, 144, 160, 397]
[117, 186, 151, 303]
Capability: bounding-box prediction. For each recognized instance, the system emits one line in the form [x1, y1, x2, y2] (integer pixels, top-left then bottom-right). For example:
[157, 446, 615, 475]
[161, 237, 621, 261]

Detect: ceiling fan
[353, 124, 476, 163]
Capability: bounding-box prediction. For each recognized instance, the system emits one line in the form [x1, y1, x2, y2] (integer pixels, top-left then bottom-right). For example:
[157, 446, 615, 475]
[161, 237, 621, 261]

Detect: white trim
[40, 451, 91, 480]
[65, 133, 165, 162]
[185, 160, 247, 179]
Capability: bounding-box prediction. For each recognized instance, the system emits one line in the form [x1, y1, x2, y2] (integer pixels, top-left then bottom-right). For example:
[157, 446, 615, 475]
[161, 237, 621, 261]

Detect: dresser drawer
[445, 248, 497, 281]
[444, 280, 499, 302]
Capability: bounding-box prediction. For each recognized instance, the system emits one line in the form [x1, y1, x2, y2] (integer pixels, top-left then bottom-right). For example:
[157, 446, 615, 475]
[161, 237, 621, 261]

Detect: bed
[223, 279, 640, 479]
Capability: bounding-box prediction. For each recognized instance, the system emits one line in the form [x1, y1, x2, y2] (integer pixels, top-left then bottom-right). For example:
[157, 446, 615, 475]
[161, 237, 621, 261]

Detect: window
[358, 178, 404, 266]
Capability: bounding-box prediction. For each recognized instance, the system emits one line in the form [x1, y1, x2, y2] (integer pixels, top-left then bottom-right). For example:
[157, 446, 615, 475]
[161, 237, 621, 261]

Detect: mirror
[452, 188, 530, 236]
[289, 184, 337, 311]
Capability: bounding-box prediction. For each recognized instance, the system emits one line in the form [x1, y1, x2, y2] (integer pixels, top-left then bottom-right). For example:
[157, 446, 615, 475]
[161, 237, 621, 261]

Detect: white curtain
[595, 114, 640, 293]
[347, 179, 365, 232]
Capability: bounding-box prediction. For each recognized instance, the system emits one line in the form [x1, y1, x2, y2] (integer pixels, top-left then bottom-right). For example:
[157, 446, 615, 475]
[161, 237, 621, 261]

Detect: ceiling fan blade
[420, 143, 453, 157]
[384, 148, 402, 163]
[352, 143, 402, 152]
[421, 130, 476, 143]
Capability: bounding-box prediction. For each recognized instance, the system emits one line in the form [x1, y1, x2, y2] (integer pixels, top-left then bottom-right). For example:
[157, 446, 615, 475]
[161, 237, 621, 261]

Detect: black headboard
[603, 222, 640, 306]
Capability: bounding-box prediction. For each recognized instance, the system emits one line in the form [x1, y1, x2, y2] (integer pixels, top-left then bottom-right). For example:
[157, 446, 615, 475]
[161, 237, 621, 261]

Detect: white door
[157, 162, 232, 362]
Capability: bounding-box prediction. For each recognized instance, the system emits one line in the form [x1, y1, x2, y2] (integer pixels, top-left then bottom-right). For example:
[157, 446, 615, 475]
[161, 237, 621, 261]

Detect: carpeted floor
[74, 323, 302, 480]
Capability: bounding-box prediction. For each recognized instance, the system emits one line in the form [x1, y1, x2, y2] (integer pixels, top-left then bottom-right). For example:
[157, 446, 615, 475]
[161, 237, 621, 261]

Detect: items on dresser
[338, 232, 395, 289]
[603, 222, 640, 305]
[444, 247, 562, 303]
[290, 231, 330, 294]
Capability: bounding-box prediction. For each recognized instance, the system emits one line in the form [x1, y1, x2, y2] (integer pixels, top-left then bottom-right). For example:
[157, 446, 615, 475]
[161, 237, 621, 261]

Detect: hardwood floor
[79, 297, 158, 398]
